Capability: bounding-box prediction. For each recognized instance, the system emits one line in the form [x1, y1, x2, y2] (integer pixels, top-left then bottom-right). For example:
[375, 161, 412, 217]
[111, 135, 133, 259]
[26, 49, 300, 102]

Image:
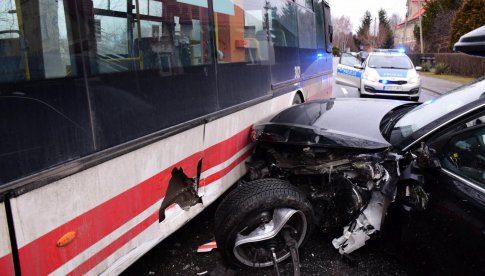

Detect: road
[331, 57, 461, 102]
[123, 60, 463, 276]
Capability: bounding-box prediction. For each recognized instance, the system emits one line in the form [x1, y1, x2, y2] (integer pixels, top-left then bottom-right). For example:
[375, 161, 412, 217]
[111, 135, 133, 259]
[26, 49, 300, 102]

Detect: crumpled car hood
[254, 98, 409, 150]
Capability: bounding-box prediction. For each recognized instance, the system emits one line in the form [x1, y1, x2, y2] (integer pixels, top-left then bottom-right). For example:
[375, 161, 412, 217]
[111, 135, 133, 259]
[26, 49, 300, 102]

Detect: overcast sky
[328, 0, 408, 32]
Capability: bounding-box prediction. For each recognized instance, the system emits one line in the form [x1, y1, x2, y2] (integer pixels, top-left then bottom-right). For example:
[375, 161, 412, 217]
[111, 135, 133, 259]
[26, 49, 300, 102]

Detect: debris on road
[197, 240, 217, 253]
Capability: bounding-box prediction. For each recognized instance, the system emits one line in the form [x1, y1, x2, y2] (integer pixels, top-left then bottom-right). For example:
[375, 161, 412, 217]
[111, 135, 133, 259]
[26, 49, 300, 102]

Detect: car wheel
[214, 178, 314, 269]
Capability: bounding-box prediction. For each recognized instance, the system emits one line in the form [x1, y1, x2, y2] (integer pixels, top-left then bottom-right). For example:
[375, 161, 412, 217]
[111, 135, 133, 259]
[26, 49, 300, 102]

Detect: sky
[327, 0, 408, 32]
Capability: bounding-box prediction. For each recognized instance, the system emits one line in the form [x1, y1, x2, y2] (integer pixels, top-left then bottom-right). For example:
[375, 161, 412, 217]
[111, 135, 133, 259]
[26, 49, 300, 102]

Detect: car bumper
[361, 79, 421, 99]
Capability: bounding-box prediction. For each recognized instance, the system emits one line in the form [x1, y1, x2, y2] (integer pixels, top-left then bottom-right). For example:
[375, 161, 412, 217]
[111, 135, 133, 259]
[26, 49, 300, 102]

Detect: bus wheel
[214, 178, 314, 269]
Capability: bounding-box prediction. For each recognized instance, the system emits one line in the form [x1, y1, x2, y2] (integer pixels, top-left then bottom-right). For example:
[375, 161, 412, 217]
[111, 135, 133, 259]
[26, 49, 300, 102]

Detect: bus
[0, 0, 333, 274]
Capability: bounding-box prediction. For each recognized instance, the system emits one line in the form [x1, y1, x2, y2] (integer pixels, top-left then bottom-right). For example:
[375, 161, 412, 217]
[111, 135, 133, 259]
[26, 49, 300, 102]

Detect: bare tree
[332, 15, 353, 52]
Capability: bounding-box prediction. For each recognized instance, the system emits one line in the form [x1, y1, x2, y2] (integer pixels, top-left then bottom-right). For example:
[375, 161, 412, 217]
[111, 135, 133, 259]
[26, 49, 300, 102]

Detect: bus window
[267, 0, 300, 85]
[0, 0, 93, 184]
[91, 0, 212, 74]
[213, 0, 271, 108]
[214, 0, 268, 64]
[0, 0, 75, 82]
[85, 0, 219, 149]
[297, 4, 318, 78]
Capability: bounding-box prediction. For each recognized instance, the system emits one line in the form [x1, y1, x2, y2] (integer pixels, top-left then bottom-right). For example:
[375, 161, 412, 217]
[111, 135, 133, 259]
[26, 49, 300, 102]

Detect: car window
[367, 55, 413, 69]
[441, 125, 485, 185]
[390, 79, 485, 145]
[340, 53, 361, 67]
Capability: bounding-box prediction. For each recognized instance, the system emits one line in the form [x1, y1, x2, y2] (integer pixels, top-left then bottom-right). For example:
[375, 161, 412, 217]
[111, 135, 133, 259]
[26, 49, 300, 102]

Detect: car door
[335, 53, 363, 89]
[400, 116, 485, 275]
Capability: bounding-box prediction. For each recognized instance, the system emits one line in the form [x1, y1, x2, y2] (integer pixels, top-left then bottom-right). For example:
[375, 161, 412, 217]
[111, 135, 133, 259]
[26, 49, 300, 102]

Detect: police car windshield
[367, 55, 413, 69]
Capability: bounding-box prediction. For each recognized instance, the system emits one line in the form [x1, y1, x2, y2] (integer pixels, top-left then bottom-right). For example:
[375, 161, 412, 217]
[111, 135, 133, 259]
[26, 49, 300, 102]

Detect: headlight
[408, 72, 420, 84]
[363, 70, 379, 82]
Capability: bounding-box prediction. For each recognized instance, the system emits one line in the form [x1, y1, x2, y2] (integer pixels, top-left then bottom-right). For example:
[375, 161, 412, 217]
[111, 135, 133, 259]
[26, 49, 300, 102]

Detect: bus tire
[214, 178, 314, 269]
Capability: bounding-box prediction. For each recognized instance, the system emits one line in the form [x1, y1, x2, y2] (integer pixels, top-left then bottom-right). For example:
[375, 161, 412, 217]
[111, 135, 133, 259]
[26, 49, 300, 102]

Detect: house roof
[397, 7, 425, 28]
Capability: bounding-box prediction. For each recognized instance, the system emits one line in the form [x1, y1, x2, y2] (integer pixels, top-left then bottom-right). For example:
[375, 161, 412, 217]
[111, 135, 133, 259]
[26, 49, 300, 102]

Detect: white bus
[0, 0, 333, 274]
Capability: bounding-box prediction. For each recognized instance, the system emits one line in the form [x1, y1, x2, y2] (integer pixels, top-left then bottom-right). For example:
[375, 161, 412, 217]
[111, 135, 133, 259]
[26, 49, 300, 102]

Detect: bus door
[335, 53, 363, 89]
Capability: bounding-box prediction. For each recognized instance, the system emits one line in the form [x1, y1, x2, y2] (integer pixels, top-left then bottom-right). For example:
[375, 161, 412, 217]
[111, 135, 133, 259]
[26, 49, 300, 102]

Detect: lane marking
[341, 87, 349, 96]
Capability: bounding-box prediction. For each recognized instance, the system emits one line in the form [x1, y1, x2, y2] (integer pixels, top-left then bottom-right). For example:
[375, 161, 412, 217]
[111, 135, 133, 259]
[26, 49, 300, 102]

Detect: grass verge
[419, 72, 475, 84]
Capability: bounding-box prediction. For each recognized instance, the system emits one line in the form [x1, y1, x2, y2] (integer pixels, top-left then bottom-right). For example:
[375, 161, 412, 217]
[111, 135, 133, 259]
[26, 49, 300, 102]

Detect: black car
[213, 28, 485, 275]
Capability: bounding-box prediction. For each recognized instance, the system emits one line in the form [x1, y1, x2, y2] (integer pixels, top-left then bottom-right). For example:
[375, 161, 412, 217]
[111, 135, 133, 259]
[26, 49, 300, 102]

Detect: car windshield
[390, 79, 485, 145]
[367, 55, 413, 69]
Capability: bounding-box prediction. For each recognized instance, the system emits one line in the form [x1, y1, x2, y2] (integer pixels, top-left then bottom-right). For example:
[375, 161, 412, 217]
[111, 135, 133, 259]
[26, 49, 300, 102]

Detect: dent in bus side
[159, 161, 203, 222]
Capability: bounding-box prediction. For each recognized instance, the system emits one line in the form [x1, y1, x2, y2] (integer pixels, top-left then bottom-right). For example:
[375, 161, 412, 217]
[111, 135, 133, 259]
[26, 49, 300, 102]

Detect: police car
[336, 49, 422, 101]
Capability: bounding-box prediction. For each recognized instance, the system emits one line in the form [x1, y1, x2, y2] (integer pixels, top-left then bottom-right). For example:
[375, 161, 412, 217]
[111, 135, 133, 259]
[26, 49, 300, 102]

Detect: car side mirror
[353, 64, 364, 70]
[415, 66, 422, 72]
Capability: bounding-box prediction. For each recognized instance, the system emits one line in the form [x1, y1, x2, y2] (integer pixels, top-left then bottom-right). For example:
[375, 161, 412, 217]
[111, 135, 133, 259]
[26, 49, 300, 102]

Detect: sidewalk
[420, 75, 463, 95]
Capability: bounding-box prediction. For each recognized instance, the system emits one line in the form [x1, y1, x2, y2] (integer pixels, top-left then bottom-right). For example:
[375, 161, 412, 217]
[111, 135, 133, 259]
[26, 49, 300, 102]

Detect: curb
[421, 86, 445, 95]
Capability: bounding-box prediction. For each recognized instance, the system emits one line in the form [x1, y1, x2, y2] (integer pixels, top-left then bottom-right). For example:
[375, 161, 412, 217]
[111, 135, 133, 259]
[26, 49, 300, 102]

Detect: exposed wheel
[214, 178, 314, 268]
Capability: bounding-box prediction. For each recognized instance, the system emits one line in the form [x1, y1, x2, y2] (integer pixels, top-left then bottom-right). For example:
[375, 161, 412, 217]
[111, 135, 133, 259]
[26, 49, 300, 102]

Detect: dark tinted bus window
[297, 5, 319, 78]
[0, 0, 94, 184]
[214, 0, 271, 108]
[0, 0, 76, 82]
[84, 0, 218, 149]
[268, 0, 300, 84]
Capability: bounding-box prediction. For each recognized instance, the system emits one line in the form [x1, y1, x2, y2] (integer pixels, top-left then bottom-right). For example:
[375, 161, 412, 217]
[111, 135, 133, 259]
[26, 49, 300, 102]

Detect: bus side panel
[302, 70, 333, 102]
[201, 92, 298, 205]
[10, 126, 206, 276]
[0, 202, 14, 276]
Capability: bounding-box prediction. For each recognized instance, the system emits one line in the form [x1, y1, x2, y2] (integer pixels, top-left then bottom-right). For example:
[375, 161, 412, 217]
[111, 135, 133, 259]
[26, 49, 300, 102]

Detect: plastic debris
[197, 240, 217, 253]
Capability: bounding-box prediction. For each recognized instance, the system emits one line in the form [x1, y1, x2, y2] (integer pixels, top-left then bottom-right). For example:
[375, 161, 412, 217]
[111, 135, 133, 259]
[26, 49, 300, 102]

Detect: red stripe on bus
[0, 253, 15, 276]
[66, 212, 159, 276]
[67, 146, 251, 275]
[17, 127, 252, 275]
[203, 147, 253, 185]
[202, 127, 251, 173]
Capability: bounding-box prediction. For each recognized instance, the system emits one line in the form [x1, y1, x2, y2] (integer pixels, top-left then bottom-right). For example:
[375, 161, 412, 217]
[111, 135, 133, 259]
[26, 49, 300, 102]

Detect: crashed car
[214, 79, 485, 273]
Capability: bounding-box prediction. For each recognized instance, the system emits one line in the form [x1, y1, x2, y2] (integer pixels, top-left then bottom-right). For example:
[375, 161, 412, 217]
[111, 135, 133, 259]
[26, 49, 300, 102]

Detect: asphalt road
[331, 57, 461, 102]
[123, 60, 463, 276]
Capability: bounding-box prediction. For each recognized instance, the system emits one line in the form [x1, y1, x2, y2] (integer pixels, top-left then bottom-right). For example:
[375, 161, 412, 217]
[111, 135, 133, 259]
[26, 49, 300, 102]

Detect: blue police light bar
[397, 48, 406, 53]
[379, 80, 389, 84]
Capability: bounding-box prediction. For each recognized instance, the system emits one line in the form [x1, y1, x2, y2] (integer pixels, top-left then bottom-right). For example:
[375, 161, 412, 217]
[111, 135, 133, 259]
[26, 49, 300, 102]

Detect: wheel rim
[233, 208, 307, 268]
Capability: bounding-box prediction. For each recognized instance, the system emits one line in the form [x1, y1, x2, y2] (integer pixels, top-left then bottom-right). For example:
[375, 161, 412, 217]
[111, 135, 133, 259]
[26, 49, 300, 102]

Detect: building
[394, 0, 426, 51]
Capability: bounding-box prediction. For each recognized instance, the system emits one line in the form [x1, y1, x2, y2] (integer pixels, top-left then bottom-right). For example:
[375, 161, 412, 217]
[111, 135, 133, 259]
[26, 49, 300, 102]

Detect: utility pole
[374, 17, 377, 47]
[401, 0, 410, 47]
[418, 0, 424, 53]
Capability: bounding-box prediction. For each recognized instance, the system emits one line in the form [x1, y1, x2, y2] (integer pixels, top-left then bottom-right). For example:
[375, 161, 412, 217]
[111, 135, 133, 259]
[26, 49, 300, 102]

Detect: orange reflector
[57, 231, 76, 247]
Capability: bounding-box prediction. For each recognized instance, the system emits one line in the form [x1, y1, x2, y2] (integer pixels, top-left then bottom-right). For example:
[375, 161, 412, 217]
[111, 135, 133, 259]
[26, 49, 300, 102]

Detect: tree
[449, 0, 485, 49]
[418, 0, 463, 52]
[377, 9, 394, 49]
[353, 11, 373, 50]
[389, 13, 403, 30]
[332, 15, 353, 53]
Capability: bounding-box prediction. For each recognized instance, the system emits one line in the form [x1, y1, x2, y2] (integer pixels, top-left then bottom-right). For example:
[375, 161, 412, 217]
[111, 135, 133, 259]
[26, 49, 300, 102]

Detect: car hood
[254, 98, 409, 150]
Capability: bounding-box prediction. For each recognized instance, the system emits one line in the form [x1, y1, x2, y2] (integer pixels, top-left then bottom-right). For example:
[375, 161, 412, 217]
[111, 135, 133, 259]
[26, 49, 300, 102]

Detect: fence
[408, 53, 485, 78]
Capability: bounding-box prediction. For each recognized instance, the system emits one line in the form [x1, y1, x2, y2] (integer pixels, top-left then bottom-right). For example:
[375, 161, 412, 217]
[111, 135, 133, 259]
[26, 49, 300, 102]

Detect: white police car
[336, 49, 422, 101]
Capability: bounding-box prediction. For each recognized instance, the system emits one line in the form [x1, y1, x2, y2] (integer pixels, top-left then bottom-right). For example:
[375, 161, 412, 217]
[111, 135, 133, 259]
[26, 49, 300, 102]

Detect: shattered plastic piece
[197, 240, 217, 253]
[332, 191, 384, 254]
[197, 271, 208, 275]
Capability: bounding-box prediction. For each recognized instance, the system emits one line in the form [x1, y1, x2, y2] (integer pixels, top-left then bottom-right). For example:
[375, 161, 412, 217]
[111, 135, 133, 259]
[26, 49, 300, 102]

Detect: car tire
[214, 178, 314, 269]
